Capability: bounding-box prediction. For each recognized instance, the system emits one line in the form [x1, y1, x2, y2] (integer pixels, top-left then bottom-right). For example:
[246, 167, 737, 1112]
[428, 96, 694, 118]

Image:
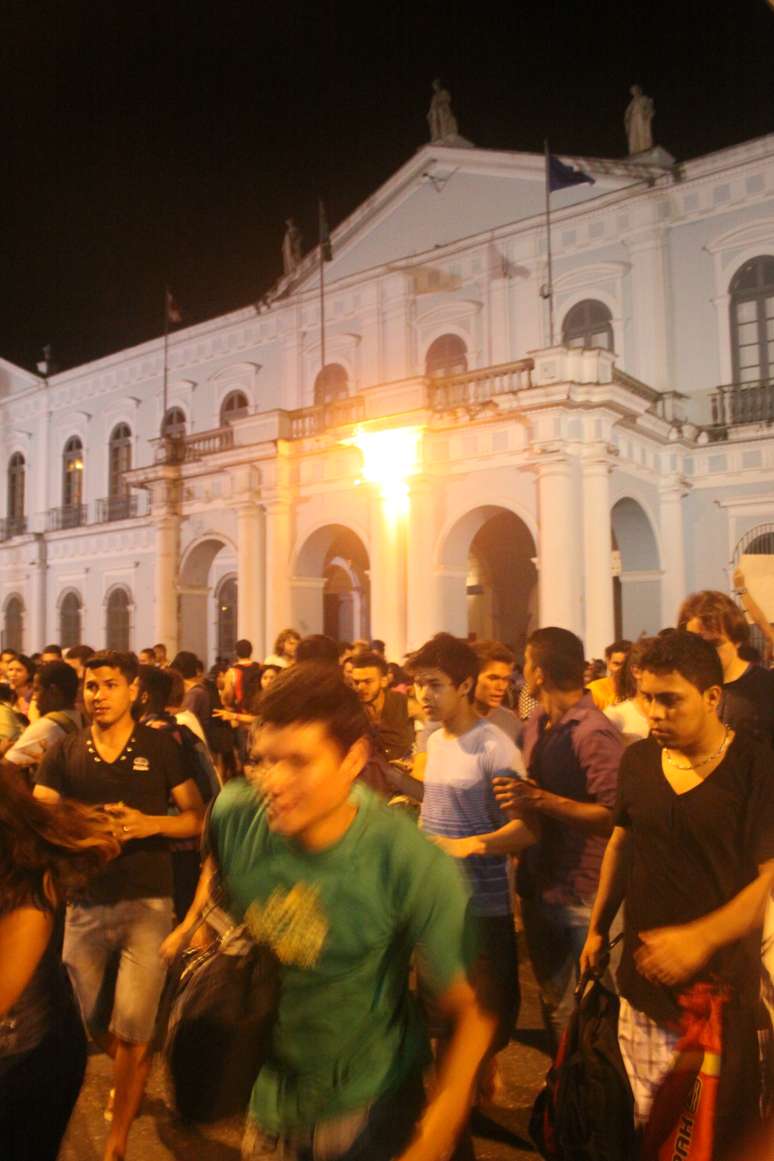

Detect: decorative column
[27, 534, 47, 650]
[368, 489, 408, 661]
[659, 474, 689, 625]
[264, 499, 292, 652]
[406, 475, 438, 651]
[534, 450, 583, 636]
[626, 219, 671, 391]
[581, 444, 615, 657]
[150, 472, 181, 655]
[236, 501, 266, 660]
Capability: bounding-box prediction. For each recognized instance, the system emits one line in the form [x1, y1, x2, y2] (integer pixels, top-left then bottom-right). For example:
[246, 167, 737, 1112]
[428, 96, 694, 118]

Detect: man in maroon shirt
[495, 627, 624, 1050]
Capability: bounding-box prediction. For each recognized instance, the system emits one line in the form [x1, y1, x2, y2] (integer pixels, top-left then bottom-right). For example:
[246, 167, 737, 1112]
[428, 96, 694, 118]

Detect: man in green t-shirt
[179, 661, 493, 1161]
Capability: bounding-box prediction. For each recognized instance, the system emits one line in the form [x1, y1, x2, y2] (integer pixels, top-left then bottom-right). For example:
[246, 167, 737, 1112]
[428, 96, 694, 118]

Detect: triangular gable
[285, 144, 640, 292]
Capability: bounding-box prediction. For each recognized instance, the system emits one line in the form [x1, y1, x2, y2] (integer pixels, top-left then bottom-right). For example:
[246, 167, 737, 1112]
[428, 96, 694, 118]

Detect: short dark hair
[255, 662, 369, 756]
[677, 591, 749, 646]
[370, 639, 386, 654]
[296, 635, 340, 666]
[738, 643, 762, 664]
[154, 642, 167, 654]
[139, 646, 156, 658]
[42, 644, 63, 658]
[235, 639, 252, 659]
[605, 639, 632, 659]
[0, 682, 13, 704]
[64, 645, 94, 663]
[528, 628, 585, 691]
[84, 650, 138, 684]
[350, 650, 388, 676]
[406, 633, 479, 701]
[39, 660, 79, 705]
[614, 636, 657, 701]
[472, 639, 515, 669]
[640, 630, 723, 692]
[166, 668, 185, 709]
[137, 665, 173, 715]
[170, 650, 200, 680]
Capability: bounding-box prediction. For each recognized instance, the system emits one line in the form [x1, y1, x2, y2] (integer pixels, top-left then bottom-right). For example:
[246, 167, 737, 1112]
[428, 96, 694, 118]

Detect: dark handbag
[529, 936, 636, 1161]
[162, 903, 279, 1123]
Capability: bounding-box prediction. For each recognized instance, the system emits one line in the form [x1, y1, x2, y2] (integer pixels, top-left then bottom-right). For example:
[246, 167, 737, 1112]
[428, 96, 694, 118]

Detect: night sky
[3, 0, 773, 374]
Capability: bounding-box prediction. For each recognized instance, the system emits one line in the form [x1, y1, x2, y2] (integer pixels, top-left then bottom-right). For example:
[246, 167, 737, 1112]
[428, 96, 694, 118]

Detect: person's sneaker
[104, 1087, 115, 1122]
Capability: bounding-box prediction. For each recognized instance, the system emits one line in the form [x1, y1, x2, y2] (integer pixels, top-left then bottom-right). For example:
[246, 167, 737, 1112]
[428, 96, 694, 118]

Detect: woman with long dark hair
[0, 765, 119, 1160]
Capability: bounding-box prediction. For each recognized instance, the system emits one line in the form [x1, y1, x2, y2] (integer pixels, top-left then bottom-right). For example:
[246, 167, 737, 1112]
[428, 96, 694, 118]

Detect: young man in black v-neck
[35, 651, 205, 1161]
[580, 632, 774, 1158]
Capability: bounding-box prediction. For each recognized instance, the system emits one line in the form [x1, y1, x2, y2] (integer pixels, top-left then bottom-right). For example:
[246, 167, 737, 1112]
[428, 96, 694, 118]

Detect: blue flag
[548, 154, 595, 193]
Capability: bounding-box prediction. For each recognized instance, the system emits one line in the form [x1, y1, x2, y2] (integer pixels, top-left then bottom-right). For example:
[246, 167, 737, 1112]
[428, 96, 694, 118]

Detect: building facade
[2, 133, 774, 662]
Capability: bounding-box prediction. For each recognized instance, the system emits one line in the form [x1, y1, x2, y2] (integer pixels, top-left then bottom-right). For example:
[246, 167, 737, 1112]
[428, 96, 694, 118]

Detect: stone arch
[438, 504, 538, 651]
[2, 592, 25, 652]
[291, 523, 370, 641]
[179, 533, 237, 663]
[611, 497, 662, 638]
[104, 584, 133, 652]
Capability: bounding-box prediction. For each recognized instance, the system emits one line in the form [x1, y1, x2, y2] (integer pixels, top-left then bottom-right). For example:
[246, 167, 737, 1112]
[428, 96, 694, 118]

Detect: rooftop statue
[625, 85, 655, 155]
[427, 78, 458, 143]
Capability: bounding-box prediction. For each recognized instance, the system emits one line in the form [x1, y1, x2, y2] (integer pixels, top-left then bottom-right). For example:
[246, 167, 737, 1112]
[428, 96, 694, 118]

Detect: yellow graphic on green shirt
[245, 883, 328, 968]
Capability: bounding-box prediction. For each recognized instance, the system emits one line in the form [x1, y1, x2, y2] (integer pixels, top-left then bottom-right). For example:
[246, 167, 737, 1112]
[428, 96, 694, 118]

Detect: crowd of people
[0, 578, 773, 1161]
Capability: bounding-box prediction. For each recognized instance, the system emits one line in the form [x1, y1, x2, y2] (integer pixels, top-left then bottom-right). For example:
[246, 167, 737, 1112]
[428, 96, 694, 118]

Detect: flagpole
[319, 203, 326, 378]
[163, 286, 170, 423]
[544, 140, 555, 347]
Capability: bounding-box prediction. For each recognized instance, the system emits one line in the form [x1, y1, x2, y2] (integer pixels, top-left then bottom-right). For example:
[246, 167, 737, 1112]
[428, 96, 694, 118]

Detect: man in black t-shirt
[678, 588, 774, 746]
[35, 650, 204, 1161]
[580, 633, 774, 1155]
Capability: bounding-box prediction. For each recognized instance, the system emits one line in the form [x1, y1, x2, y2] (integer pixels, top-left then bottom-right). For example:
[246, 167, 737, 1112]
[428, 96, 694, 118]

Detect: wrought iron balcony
[94, 495, 139, 523]
[709, 379, 774, 429]
[0, 515, 27, 540]
[428, 358, 533, 410]
[47, 504, 87, 531]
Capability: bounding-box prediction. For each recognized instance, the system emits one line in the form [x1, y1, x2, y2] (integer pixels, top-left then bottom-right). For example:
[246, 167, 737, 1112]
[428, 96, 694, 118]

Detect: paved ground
[61, 953, 551, 1161]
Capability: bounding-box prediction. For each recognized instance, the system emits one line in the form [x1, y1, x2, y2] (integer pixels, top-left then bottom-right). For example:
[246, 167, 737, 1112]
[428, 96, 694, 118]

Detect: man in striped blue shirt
[409, 634, 537, 1105]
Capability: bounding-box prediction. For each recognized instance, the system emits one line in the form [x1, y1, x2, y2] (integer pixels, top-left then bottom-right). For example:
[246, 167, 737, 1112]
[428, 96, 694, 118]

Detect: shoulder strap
[45, 711, 80, 736]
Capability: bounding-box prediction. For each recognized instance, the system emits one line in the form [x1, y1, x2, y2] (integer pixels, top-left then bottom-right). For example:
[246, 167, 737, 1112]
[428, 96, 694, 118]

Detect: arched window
[425, 334, 468, 378]
[161, 407, 186, 439]
[7, 453, 25, 533]
[62, 436, 84, 512]
[60, 591, 82, 649]
[220, 391, 249, 425]
[562, 299, 614, 350]
[106, 587, 131, 652]
[108, 424, 132, 498]
[3, 595, 24, 652]
[216, 576, 238, 661]
[730, 256, 774, 384]
[314, 364, 349, 406]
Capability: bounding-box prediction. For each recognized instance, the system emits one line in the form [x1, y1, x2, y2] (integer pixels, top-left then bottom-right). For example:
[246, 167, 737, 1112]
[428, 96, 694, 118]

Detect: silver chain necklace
[665, 727, 730, 771]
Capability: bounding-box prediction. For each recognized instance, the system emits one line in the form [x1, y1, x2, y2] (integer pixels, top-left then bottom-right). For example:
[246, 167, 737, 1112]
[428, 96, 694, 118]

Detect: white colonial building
[2, 130, 774, 663]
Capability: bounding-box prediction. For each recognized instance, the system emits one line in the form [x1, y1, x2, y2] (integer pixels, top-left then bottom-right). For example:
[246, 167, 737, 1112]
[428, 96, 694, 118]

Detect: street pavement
[60, 950, 551, 1161]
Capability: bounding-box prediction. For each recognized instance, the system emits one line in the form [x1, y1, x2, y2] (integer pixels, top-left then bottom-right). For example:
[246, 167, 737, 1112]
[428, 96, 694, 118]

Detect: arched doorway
[611, 498, 661, 638]
[292, 524, 370, 641]
[216, 575, 238, 661]
[439, 506, 537, 652]
[179, 536, 237, 664]
[733, 522, 774, 654]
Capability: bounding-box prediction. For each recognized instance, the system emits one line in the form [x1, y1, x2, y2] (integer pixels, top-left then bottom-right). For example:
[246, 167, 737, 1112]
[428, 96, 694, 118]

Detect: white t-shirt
[604, 698, 649, 746]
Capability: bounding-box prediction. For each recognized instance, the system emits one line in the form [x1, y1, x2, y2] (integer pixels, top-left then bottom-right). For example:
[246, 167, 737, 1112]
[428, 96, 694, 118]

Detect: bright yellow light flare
[344, 425, 423, 519]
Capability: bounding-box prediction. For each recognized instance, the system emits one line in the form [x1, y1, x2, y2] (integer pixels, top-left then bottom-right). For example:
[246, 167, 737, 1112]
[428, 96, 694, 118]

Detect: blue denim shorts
[64, 897, 173, 1045]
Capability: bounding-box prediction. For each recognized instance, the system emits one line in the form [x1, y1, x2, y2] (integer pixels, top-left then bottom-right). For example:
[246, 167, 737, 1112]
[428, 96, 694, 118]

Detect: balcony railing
[428, 358, 533, 410]
[289, 396, 366, 440]
[152, 427, 235, 465]
[709, 379, 774, 429]
[47, 505, 86, 531]
[0, 515, 27, 540]
[94, 495, 140, 523]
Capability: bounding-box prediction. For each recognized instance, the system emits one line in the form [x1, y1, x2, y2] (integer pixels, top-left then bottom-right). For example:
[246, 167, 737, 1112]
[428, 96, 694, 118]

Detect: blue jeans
[520, 896, 594, 1053]
[64, 897, 173, 1045]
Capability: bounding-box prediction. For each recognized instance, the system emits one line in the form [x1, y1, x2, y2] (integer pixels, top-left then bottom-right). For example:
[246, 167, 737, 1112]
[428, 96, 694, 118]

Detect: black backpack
[530, 969, 636, 1161]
